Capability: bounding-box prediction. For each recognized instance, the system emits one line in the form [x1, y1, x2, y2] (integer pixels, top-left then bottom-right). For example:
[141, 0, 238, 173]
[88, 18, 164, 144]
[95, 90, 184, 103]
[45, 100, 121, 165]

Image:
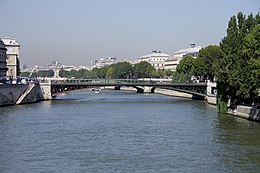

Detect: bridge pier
[39, 81, 53, 99]
[114, 86, 121, 90]
[144, 86, 155, 93]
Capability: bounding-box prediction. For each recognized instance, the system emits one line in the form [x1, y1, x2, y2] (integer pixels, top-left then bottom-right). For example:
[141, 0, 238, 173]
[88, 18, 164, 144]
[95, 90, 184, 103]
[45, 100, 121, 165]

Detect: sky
[0, 0, 259, 67]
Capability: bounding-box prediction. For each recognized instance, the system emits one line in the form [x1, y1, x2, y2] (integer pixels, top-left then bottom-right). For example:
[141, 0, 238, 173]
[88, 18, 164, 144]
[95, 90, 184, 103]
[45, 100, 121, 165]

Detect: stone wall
[0, 84, 28, 106]
[228, 105, 260, 122]
[17, 83, 44, 104]
[0, 83, 49, 106]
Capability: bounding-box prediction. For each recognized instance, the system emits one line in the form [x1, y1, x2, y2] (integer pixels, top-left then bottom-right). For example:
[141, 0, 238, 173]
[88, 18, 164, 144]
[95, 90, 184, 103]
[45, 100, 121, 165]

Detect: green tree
[193, 45, 224, 81]
[172, 56, 195, 83]
[112, 62, 133, 79]
[37, 70, 54, 77]
[237, 24, 260, 99]
[133, 61, 155, 78]
[89, 68, 98, 78]
[20, 72, 30, 77]
[106, 66, 115, 79]
[216, 12, 260, 112]
[176, 56, 194, 74]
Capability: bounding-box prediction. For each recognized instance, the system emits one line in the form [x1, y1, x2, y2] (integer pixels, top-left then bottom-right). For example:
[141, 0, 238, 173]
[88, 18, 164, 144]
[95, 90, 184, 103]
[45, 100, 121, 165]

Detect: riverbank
[0, 83, 44, 106]
[227, 105, 260, 122]
[1, 84, 259, 122]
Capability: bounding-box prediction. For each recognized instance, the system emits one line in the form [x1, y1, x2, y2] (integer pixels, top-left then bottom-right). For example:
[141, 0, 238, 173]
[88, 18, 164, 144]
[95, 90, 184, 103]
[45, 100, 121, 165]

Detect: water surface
[0, 90, 260, 173]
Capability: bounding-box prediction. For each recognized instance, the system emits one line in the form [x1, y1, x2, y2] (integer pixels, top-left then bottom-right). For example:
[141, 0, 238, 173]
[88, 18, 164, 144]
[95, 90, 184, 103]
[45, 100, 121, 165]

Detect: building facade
[0, 39, 8, 80]
[164, 43, 202, 71]
[138, 51, 171, 70]
[1, 38, 20, 79]
[91, 57, 117, 69]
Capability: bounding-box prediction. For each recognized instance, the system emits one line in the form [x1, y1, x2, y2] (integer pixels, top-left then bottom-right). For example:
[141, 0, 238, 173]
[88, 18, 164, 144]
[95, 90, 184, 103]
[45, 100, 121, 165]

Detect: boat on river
[90, 88, 101, 94]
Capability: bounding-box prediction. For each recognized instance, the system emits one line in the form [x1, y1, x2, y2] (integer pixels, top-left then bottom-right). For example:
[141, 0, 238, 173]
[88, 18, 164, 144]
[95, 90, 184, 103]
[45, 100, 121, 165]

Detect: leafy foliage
[193, 45, 224, 81]
[57, 61, 171, 79]
[215, 12, 260, 108]
[29, 70, 54, 77]
[172, 56, 195, 83]
[133, 61, 156, 78]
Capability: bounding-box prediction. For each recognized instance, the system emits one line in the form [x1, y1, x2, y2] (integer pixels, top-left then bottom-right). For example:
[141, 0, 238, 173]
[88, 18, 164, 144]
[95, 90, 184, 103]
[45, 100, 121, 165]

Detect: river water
[0, 90, 260, 173]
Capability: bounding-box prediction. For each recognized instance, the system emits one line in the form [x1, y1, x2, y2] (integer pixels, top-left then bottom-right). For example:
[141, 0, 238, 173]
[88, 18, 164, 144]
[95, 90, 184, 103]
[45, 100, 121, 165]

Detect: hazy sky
[0, 0, 259, 66]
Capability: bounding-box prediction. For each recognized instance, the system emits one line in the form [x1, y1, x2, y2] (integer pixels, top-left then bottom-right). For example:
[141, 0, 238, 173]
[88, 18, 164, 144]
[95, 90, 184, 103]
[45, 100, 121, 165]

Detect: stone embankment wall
[154, 88, 193, 99]
[0, 84, 28, 106]
[0, 83, 47, 106]
[228, 105, 260, 122]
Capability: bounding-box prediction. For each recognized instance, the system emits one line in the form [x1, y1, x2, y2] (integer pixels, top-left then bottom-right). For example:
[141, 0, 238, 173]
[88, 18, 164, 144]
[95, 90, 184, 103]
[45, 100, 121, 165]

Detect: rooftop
[1, 37, 20, 46]
[139, 51, 171, 59]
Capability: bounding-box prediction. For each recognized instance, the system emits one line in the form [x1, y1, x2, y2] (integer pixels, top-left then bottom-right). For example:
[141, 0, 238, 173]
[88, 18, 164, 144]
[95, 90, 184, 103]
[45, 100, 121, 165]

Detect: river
[0, 90, 260, 173]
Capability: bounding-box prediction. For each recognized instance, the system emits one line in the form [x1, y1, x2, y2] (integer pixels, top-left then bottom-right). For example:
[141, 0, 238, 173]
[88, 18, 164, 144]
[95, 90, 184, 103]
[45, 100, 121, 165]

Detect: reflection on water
[215, 114, 260, 172]
[0, 90, 260, 173]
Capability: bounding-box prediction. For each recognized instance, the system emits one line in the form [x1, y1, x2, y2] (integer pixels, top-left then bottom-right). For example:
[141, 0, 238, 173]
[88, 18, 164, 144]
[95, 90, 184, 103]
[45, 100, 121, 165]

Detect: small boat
[91, 88, 101, 94]
[94, 90, 100, 94]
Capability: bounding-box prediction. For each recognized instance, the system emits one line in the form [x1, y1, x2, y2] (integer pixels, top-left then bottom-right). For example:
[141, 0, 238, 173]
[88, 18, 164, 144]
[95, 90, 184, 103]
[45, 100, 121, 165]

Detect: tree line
[173, 12, 260, 112]
[59, 61, 173, 79]
[20, 61, 173, 79]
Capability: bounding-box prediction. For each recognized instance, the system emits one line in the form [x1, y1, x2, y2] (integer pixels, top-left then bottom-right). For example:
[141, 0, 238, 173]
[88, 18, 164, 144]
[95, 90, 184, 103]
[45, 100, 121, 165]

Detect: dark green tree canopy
[216, 12, 260, 106]
[193, 45, 224, 81]
[176, 56, 194, 74]
[133, 61, 155, 78]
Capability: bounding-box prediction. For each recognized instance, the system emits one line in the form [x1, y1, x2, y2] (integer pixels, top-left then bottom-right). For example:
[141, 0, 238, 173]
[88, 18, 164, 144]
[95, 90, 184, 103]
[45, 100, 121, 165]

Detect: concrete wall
[228, 105, 260, 122]
[0, 82, 51, 106]
[206, 95, 217, 105]
[154, 88, 193, 98]
[39, 82, 53, 100]
[17, 83, 44, 104]
[0, 84, 28, 106]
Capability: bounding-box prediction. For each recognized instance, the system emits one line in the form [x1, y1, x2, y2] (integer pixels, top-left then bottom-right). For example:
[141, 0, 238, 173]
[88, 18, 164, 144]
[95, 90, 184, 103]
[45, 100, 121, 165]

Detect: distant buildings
[137, 51, 171, 70]
[88, 44, 202, 72]
[1, 37, 20, 78]
[164, 43, 202, 71]
[0, 39, 8, 80]
[91, 57, 117, 69]
[20, 42, 202, 78]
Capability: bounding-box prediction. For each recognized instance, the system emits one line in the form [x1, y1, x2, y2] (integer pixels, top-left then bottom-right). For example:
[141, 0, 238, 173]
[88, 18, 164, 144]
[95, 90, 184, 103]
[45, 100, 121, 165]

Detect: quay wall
[0, 84, 28, 106]
[0, 83, 47, 106]
[154, 88, 193, 99]
[18, 83, 44, 104]
[228, 105, 260, 122]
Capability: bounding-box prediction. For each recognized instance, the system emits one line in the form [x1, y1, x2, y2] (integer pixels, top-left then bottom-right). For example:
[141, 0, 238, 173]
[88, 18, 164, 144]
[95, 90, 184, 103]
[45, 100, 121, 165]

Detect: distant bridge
[45, 79, 207, 99]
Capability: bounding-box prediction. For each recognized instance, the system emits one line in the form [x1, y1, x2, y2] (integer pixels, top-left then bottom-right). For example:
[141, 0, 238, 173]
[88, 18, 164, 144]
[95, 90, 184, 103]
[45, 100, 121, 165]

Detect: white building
[1, 37, 20, 78]
[0, 39, 8, 80]
[138, 51, 171, 70]
[164, 43, 202, 71]
[91, 57, 117, 69]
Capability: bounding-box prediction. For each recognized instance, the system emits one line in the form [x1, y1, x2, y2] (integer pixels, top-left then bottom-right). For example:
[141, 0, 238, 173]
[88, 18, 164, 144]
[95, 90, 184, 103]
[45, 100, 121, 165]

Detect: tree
[36, 70, 54, 77]
[106, 66, 115, 79]
[172, 56, 195, 83]
[216, 12, 260, 112]
[237, 24, 260, 99]
[113, 62, 133, 79]
[133, 61, 155, 78]
[193, 45, 224, 81]
[176, 56, 194, 74]
[20, 72, 30, 77]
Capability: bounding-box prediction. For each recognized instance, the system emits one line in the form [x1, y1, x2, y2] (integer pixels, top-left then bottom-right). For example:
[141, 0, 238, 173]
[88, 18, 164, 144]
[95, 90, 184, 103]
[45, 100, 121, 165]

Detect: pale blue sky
[0, 0, 259, 66]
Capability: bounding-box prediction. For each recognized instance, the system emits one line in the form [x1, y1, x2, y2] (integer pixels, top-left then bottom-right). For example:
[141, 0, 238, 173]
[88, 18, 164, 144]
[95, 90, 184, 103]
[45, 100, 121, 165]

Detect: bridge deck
[51, 82, 207, 87]
[50, 81, 207, 97]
